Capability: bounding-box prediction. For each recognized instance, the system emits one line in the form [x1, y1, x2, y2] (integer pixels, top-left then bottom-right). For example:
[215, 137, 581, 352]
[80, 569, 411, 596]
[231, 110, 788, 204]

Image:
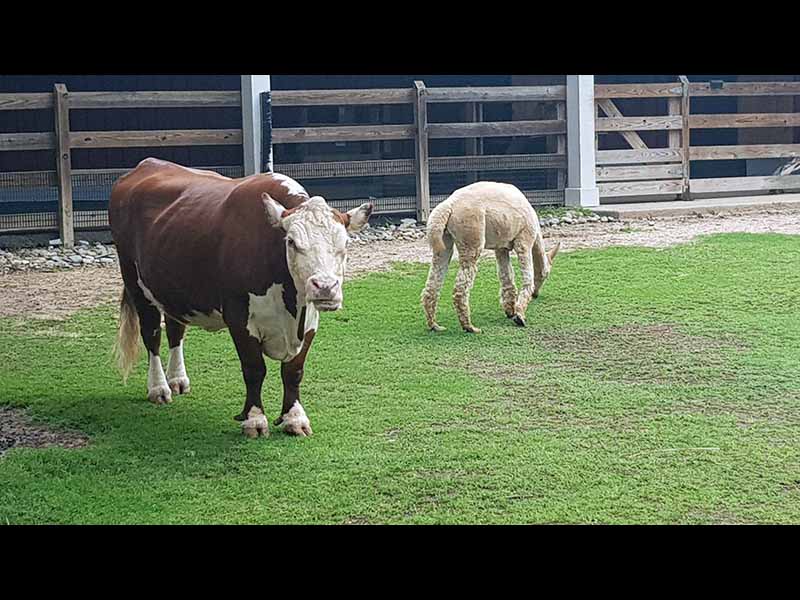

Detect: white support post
[241, 75, 272, 175]
[565, 75, 600, 207]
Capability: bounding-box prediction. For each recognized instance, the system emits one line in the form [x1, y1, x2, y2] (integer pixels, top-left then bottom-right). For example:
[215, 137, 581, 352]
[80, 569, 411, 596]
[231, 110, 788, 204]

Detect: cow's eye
[287, 238, 295, 248]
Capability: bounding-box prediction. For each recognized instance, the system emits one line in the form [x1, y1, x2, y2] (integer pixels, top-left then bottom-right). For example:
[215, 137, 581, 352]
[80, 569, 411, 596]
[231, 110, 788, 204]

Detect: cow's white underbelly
[184, 310, 227, 331]
[247, 284, 319, 362]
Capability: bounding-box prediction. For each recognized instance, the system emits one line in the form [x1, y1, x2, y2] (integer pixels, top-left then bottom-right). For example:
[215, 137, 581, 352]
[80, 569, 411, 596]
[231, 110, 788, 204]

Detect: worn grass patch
[1, 232, 800, 524]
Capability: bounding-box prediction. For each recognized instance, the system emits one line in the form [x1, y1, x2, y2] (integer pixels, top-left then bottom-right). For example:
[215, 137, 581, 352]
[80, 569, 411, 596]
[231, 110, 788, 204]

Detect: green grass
[2, 232, 800, 524]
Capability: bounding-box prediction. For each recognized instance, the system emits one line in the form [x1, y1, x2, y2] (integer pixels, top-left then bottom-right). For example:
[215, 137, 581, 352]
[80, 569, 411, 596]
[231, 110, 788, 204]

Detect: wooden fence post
[556, 101, 566, 190]
[413, 80, 430, 223]
[53, 83, 74, 247]
[679, 76, 691, 200]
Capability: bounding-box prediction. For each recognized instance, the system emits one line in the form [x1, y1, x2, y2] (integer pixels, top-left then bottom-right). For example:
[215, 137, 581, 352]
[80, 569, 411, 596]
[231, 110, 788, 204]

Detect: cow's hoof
[512, 315, 526, 327]
[148, 385, 172, 405]
[275, 402, 313, 437]
[463, 325, 482, 334]
[168, 376, 191, 395]
[241, 411, 269, 439]
[430, 323, 446, 332]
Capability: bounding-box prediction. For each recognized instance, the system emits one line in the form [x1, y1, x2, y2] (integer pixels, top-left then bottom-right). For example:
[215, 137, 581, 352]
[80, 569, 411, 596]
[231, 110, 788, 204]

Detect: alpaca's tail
[113, 289, 140, 383]
[426, 202, 453, 255]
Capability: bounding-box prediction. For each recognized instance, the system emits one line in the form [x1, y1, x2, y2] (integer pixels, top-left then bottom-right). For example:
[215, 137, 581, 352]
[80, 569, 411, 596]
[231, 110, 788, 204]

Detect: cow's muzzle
[307, 276, 342, 311]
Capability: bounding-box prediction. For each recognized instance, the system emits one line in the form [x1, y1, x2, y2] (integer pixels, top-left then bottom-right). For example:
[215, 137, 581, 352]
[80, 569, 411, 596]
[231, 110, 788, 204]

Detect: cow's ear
[345, 202, 373, 233]
[262, 193, 286, 228]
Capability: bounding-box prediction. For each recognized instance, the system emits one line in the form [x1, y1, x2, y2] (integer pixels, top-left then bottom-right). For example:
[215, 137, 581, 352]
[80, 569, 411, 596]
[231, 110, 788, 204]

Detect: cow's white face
[263, 194, 372, 311]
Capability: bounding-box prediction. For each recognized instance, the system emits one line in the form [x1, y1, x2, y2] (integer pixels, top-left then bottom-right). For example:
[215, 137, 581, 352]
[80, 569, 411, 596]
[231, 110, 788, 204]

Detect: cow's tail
[426, 201, 453, 255]
[114, 289, 140, 383]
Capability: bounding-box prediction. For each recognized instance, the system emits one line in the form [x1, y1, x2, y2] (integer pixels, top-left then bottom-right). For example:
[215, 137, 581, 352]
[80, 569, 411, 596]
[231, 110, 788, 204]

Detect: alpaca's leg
[452, 249, 481, 333]
[421, 235, 454, 331]
[495, 249, 517, 319]
[512, 239, 535, 327]
[531, 234, 551, 299]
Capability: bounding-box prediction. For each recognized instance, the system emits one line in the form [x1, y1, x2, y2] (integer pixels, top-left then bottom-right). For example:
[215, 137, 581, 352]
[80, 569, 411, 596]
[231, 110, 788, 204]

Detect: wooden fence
[595, 78, 800, 201]
[0, 86, 242, 245]
[270, 81, 567, 221]
[1, 81, 568, 245]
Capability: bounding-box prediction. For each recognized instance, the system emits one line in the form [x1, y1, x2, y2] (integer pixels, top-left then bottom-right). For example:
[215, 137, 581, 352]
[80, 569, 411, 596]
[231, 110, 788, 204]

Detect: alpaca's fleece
[421, 182, 560, 332]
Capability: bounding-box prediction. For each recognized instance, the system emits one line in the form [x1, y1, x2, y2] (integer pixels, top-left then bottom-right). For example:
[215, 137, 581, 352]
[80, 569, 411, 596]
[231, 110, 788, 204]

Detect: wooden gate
[595, 78, 800, 202]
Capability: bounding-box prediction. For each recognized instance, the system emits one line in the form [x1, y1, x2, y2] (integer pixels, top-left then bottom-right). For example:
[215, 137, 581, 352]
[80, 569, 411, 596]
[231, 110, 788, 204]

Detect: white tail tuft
[113, 290, 140, 383]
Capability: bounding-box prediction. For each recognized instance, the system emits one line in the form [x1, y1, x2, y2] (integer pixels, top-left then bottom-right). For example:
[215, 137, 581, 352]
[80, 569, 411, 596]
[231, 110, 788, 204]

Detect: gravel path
[2, 206, 800, 321]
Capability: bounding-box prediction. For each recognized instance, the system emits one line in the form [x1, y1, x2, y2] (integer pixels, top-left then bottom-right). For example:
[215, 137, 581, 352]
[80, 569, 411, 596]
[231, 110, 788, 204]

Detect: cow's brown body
[110, 158, 371, 437]
[111, 159, 304, 324]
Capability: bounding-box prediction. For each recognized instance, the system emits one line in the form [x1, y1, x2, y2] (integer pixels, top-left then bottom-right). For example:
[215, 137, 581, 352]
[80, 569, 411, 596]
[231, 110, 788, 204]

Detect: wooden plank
[0, 93, 53, 111]
[690, 143, 800, 161]
[596, 148, 683, 165]
[275, 154, 567, 180]
[68, 91, 241, 109]
[426, 86, 566, 103]
[598, 180, 684, 197]
[53, 84, 74, 248]
[668, 98, 681, 148]
[0, 132, 55, 151]
[689, 113, 800, 129]
[69, 129, 242, 148]
[413, 81, 431, 223]
[690, 175, 800, 194]
[427, 120, 566, 139]
[596, 116, 682, 132]
[689, 82, 800, 97]
[556, 102, 566, 190]
[594, 83, 683, 99]
[596, 164, 684, 182]
[272, 124, 415, 144]
[596, 99, 648, 149]
[271, 89, 415, 106]
[679, 76, 691, 200]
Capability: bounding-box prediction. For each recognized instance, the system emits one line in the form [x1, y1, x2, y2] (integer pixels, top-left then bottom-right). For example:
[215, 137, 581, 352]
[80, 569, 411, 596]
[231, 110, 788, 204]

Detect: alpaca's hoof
[463, 325, 482, 334]
[512, 315, 526, 327]
[430, 323, 446, 332]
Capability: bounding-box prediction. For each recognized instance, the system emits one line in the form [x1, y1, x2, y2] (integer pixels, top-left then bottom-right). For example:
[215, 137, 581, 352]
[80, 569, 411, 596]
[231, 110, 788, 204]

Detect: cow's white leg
[147, 352, 172, 405]
[495, 248, 518, 319]
[241, 405, 269, 439]
[165, 318, 190, 395]
[166, 342, 191, 395]
[276, 401, 313, 437]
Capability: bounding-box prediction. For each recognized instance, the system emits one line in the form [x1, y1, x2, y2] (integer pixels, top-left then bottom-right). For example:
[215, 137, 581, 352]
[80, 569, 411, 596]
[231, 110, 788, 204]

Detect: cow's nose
[310, 277, 338, 294]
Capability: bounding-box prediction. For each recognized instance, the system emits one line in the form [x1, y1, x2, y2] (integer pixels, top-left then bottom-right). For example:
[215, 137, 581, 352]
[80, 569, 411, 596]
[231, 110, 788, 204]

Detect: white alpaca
[421, 182, 561, 333]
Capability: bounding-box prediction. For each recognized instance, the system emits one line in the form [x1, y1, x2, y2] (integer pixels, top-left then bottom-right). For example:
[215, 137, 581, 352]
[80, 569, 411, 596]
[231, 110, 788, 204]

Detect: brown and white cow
[109, 158, 372, 438]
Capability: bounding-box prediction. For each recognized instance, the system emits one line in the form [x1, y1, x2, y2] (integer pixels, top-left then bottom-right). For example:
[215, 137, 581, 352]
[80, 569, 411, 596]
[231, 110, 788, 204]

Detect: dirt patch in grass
[534, 324, 744, 386]
[457, 324, 744, 387]
[0, 406, 89, 457]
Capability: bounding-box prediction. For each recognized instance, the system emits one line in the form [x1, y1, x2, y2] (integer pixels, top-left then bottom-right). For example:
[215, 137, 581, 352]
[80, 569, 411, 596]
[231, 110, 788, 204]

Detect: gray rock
[49, 238, 62, 247]
[100, 258, 115, 265]
[68, 255, 83, 264]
